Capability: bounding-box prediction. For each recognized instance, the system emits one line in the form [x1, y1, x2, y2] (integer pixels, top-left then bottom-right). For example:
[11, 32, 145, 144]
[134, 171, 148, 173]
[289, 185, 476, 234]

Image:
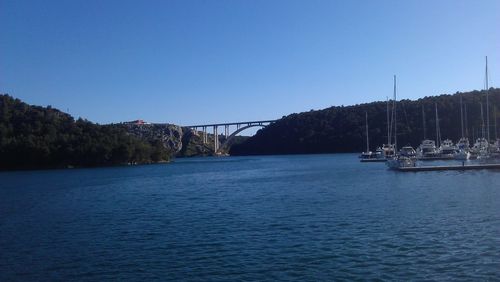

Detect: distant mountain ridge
[230, 88, 500, 155]
[2, 88, 499, 169]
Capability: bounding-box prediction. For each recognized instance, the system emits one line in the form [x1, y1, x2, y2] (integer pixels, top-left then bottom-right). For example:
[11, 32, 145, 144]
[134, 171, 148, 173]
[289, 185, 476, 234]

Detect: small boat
[361, 147, 387, 162]
[399, 146, 417, 158]
[379, 97, 396, 160]
[366, 97, 395, 162]
[381, 143, 395, 158]
[454, 137, 470, 160]
[492, 139, 500, 156]
[470, 138, 489, 159]
[438, 139, 457, 159]
[360, 112, 387, 162]
[359, 112, 373, 161]
[385, 76, 417, 170]
[360, 151, 373, 159]
[387, 155, 416, 169]
[417, 139, 439, 159]
[454, 93, 470, 160]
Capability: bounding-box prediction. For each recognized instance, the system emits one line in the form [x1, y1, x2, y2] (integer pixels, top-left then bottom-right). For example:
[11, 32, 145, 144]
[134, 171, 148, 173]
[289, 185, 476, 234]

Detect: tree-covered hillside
[230, 89, 500, 155]
[0, 94, 171, 170]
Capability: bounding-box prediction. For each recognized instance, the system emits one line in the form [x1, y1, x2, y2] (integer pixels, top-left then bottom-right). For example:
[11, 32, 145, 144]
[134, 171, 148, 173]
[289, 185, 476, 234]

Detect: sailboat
[386, 75, 417, 169]
[360, 112, 373, 159]
[471, 56, 494, 159]
[485, 56, 492, 147]
[455, 92, 471, 160]
[360, 112, 386, 162]
[434, 103, 458, 158]
[381, 97, 396, 158]
[417, 105, 440, 160]
[470, 103, 489, 159]
[483, 56, 500, 158]
[492, 107, 500, 158]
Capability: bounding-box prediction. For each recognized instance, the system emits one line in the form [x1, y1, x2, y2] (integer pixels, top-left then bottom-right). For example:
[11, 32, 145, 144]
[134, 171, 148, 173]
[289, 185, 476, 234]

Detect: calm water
[1, 154, 500, 281]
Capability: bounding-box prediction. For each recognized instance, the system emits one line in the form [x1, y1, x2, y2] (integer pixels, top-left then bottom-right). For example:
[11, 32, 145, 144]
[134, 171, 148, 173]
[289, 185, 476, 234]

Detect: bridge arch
[185, 119, 276, 155]
[219, 124, 266, 152]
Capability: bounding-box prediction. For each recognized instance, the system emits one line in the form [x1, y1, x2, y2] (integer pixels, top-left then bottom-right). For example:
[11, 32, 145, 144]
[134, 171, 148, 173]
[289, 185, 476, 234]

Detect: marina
[360, 57, 500, 172]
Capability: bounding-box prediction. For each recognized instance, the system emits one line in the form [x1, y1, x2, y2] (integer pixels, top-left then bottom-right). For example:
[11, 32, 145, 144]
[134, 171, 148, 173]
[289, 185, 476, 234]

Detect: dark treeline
[231, 88, 500, 155]
[0, 94, 171, 170]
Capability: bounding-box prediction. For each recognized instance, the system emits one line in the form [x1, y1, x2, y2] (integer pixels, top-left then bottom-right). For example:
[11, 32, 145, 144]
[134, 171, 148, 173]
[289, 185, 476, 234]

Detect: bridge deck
[184, 120, 277, 128]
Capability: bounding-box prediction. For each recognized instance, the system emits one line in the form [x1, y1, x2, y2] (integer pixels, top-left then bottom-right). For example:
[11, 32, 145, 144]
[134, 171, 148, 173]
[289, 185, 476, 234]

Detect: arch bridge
[186, 120, 276, 154]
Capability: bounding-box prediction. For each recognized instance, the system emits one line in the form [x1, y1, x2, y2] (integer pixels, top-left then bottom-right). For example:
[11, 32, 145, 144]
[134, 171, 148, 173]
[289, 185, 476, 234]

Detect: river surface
[1, 154, 500, 281]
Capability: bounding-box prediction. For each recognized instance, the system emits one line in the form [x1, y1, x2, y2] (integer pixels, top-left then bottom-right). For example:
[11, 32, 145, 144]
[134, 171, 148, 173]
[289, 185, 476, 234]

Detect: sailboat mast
[391, 89, 396, 148]
[485, 56, 490, 141]
[465, 103, 469, 138]
[480, 102, 485, 139]
[393, 75, 397, 152]
[495, 106, 498, 140]
[386, 97, 390, 145]
[460, 93, 464, 138]
[435, 103, 439, 148]
[422, 105, 426, 139]
[365, 112, 369, 152]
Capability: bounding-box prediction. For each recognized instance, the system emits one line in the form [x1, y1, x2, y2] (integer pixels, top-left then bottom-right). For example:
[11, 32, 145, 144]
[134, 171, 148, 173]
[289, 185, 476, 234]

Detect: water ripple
[1, 154, 500, 280]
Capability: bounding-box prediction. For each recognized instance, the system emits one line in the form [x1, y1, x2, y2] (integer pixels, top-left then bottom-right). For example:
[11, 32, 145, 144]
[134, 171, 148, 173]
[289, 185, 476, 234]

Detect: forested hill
[230, 88, 500, 155]
[0, 94, 171, 170]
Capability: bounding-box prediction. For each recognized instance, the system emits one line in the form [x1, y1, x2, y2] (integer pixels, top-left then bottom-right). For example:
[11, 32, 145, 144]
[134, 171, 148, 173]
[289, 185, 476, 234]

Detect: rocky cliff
[123, 123, 184, 154]
[123, 123, 247, 157]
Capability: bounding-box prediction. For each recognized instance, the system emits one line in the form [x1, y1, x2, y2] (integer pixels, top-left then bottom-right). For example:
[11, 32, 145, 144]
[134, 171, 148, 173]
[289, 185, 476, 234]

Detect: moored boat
[360, 148, 387, 162]
[387, 155, 416, 169]
[454, 92, 470, 160]
[454, 137, 470, 160]
[381, 143, 395, 158]
[470, 137, 489, 159]
[417, 139, 439, 159]
[399, 146, 417, 158]
[360, 112, 384, 162]
[438, 139, 457, 159]
[491, 139, 500, 158]
[384, 76, 417, 170]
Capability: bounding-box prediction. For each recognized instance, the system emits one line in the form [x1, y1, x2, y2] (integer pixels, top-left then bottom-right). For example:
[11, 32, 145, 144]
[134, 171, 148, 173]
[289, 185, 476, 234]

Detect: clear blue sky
[1, 0, 499, 126]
